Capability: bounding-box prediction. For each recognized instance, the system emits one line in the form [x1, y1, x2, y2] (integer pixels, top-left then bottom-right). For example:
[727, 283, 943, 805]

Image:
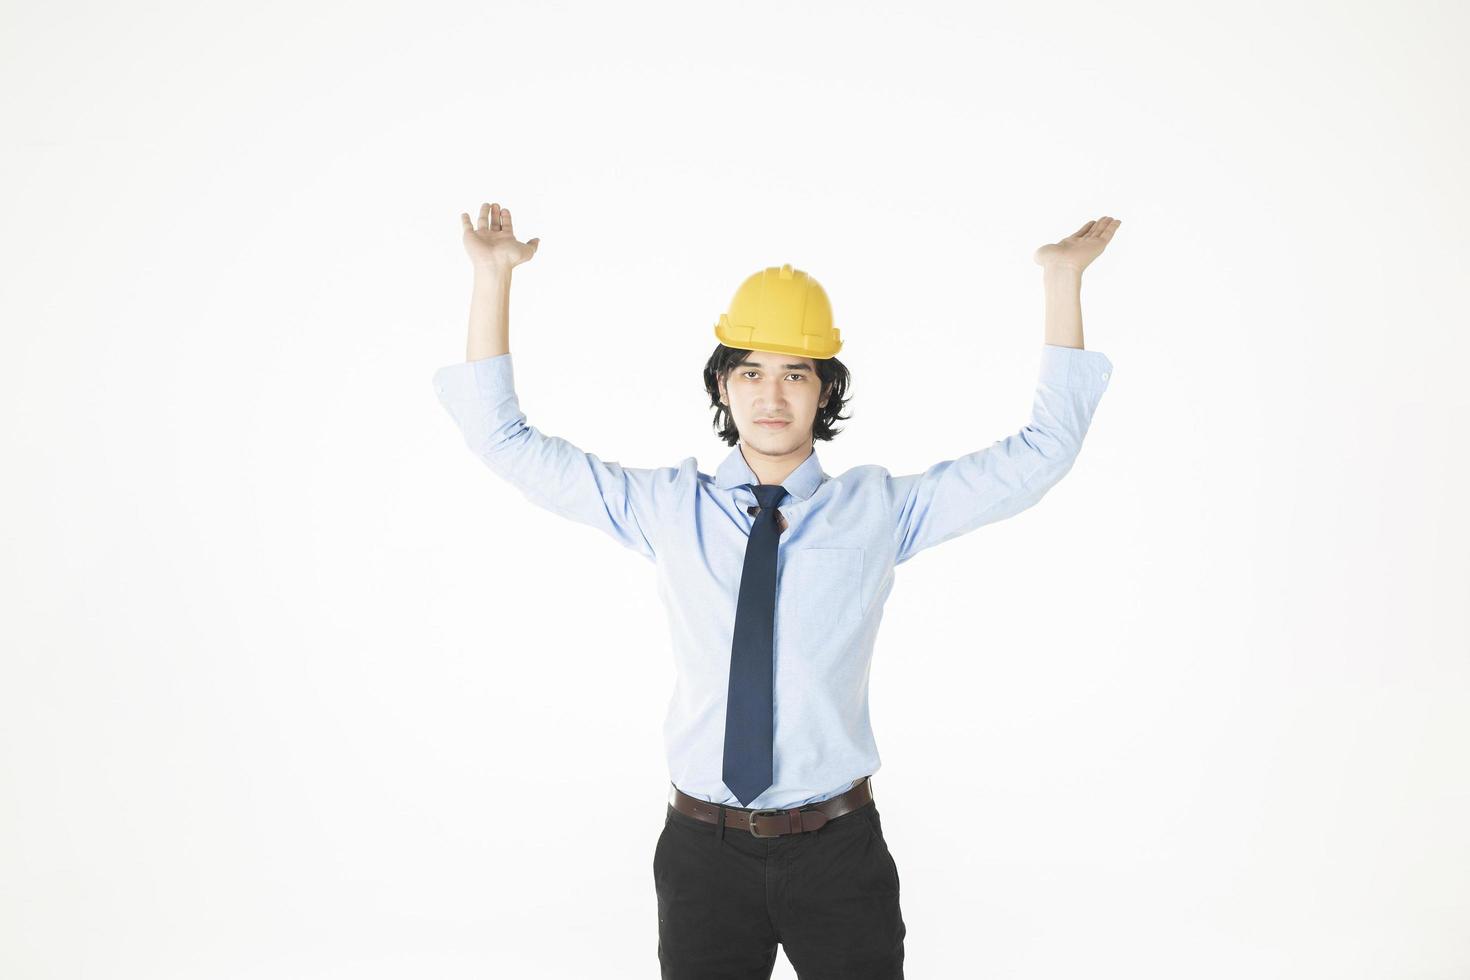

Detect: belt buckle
[748, 808, 786, 838]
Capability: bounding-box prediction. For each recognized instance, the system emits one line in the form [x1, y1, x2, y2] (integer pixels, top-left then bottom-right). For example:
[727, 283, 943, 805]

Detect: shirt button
[1100, 372, 1109, 380]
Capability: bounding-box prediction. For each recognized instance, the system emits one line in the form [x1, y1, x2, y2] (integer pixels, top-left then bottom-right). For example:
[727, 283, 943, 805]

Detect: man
[432, 202, 1120, 979]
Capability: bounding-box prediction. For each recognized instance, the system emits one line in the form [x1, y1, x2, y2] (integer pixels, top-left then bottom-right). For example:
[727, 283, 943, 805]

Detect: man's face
[717, 349, 830, 452]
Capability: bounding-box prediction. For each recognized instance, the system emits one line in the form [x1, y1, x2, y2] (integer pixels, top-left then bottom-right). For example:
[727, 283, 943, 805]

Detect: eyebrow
[735, 360, 816, 372]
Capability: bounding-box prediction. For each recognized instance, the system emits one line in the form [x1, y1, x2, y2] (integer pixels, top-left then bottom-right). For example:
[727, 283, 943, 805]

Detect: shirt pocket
[786, 547, 865, 644]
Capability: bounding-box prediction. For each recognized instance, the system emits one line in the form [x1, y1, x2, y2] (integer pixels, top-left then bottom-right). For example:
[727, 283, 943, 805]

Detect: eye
[739, 371, 808, 381]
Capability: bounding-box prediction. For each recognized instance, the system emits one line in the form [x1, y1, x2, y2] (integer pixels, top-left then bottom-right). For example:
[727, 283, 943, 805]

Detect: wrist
[472, 262, 515, 283]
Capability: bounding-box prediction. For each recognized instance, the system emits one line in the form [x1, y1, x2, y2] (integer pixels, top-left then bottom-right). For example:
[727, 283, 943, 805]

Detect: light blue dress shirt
[432, 343, 1113, 810]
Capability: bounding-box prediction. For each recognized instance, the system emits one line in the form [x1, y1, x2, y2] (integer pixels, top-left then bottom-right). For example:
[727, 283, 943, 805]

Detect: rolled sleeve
[1038, 343, 1114, 392]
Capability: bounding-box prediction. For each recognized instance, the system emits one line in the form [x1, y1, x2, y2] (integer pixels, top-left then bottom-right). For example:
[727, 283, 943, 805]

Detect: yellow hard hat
[713, 263, 842, 359]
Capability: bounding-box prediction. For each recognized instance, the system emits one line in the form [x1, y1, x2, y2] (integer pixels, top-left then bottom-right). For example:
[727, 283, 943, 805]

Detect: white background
[4, 1, 1468, 977]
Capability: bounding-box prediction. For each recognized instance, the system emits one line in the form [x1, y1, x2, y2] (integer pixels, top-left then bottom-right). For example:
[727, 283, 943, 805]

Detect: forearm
[465, 265, 513, 361]
[1042, 265, 1085, 350]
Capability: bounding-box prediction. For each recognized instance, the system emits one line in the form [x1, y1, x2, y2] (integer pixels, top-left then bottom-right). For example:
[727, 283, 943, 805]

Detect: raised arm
[433, 354, 685, 561]
[457, 202, 535, 362]
[431, 203, 685, 562]
[888, 215, 1121, 565]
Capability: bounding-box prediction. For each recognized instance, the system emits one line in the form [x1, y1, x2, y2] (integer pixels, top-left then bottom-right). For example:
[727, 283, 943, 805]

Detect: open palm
[461, 202, 540, 270]
[1033, 216, 1121, 273]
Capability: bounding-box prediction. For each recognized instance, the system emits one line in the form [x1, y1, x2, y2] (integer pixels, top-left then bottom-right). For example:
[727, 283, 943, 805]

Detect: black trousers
[652, 796, 906, 979]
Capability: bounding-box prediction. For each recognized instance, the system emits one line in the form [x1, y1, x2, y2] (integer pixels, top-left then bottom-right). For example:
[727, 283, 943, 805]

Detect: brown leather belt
[667, 776, 875, 838]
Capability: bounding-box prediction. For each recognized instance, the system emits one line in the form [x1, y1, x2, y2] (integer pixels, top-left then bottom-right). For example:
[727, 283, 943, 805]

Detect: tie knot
[750, 484, 789, 510]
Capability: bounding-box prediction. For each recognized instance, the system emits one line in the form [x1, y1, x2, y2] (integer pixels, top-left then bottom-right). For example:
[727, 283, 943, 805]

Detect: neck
[740, 443, 812, 486]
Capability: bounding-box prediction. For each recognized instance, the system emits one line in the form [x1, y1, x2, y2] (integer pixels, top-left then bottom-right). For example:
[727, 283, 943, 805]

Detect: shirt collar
[714, 443, 825, 501]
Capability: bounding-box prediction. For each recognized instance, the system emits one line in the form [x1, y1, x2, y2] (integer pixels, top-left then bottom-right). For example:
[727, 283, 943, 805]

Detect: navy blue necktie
[722, 483, 789, 807]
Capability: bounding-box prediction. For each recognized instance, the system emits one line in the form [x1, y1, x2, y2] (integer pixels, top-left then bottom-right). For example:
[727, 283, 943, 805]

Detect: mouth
[756, 420, 791, 429]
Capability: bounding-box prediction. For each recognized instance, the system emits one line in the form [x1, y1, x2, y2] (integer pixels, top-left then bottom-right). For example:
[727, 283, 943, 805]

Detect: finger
[461, 212, 473, 232]
[1087, 216, 1112, 237]
[478, 202, 491, 231]
[490, 202, 501, 231]
[1101, 218, 1121, 237]
[501, 207, 513, 234]
[1071, 220, 1095, 239]
[529, 237, 539, 253]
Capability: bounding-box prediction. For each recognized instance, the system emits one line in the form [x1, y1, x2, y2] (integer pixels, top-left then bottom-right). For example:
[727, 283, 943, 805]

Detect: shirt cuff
[432, 351, 515, 403]
[1039, 344, 1113, 392]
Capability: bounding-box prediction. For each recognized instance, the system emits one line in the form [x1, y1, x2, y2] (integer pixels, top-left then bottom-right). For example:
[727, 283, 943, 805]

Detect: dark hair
[701, 344, 852, 447]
